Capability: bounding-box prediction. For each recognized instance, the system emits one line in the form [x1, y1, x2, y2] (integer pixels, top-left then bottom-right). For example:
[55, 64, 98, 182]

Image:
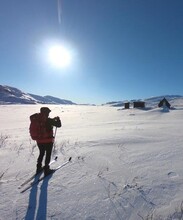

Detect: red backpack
[29, 113, 46, 140]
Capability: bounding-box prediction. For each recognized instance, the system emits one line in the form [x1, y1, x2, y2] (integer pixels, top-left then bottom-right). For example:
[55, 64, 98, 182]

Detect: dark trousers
[37, 143, 53, 169]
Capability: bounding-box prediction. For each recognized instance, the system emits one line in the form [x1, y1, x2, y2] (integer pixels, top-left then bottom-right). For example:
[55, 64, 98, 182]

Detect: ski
[19, 156, 58, 188]
[20, 157, 72, 193]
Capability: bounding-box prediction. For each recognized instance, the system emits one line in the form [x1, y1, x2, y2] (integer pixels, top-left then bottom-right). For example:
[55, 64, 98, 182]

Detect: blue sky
[1, 0, 183, 104]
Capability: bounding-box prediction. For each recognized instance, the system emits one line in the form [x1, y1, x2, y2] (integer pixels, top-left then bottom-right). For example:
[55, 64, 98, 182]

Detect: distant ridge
[0, 85, 76, 105]
[1, 85, 183, 107]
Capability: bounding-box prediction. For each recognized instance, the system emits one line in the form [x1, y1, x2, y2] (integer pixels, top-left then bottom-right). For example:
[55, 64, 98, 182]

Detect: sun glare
[48, 45, 72, 68]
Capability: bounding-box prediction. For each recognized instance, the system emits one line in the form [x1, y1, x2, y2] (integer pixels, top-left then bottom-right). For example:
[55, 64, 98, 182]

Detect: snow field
[0, 104, 183, 219]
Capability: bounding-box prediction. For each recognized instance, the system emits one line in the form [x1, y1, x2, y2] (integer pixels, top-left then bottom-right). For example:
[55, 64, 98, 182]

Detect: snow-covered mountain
[0, 85, 76, 105]
[1, 85, 183, 107]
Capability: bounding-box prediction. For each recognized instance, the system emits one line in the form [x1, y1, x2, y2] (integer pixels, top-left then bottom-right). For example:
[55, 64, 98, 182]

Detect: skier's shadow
[36, 174, 53, 220]
[25, 173, 53, 220]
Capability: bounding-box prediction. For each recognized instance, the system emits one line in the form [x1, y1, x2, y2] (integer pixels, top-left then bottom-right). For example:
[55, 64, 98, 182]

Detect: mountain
[1, 85, 183, 107]
[44, 95, 75, 105]
[0, 85, 76, 105]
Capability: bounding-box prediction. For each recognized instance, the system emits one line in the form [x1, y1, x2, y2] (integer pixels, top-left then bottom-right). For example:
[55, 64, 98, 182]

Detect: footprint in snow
[168, 171, 178, 178]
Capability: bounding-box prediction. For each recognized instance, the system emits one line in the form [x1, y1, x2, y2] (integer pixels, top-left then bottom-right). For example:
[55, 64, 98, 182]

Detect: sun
[48, 44, 72, 68]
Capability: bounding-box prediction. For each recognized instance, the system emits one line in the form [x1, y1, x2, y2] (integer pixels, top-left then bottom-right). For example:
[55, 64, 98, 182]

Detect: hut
[124, 102, 130, 109]
[133, 101, 145, 108]
[158, 98, 171, 109]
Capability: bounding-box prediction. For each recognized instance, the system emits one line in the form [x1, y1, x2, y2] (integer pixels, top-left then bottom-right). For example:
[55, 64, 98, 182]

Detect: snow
[1, 104, 183, 219]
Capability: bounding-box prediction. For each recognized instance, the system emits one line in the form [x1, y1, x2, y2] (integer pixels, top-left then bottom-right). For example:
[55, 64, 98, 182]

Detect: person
[36, 107, 61, 176]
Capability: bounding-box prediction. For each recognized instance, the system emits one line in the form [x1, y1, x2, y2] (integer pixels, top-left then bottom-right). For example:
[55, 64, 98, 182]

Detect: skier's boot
[36, 164, 43, 174]
[44, 166, 54, 176]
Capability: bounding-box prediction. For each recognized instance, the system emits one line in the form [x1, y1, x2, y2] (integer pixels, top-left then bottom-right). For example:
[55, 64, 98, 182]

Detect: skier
[35, 107, 61, 176]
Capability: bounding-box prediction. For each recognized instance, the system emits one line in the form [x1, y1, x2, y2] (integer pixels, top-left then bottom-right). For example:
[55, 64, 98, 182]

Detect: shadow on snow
[24, 173, 53, 220]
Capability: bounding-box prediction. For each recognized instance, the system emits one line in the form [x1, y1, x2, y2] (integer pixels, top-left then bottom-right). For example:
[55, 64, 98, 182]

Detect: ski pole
[53, 127, 57, 153]
[54, 127, 57, 139]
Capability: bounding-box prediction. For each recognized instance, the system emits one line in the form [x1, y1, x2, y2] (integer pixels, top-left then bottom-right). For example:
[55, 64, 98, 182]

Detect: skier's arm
[49, 117, 62, 128]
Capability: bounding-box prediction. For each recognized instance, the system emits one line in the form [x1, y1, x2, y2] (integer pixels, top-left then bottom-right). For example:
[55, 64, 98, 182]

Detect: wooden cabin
[133, 101, 145, 108]
[124, 102, 130, 109]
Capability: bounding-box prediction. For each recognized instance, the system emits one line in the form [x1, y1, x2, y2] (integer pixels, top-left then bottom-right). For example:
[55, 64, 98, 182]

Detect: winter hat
[40, 107, 51, 114]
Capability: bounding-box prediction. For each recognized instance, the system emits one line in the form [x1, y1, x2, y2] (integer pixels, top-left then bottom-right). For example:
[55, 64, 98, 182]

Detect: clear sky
[1, 0, 183, 104]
